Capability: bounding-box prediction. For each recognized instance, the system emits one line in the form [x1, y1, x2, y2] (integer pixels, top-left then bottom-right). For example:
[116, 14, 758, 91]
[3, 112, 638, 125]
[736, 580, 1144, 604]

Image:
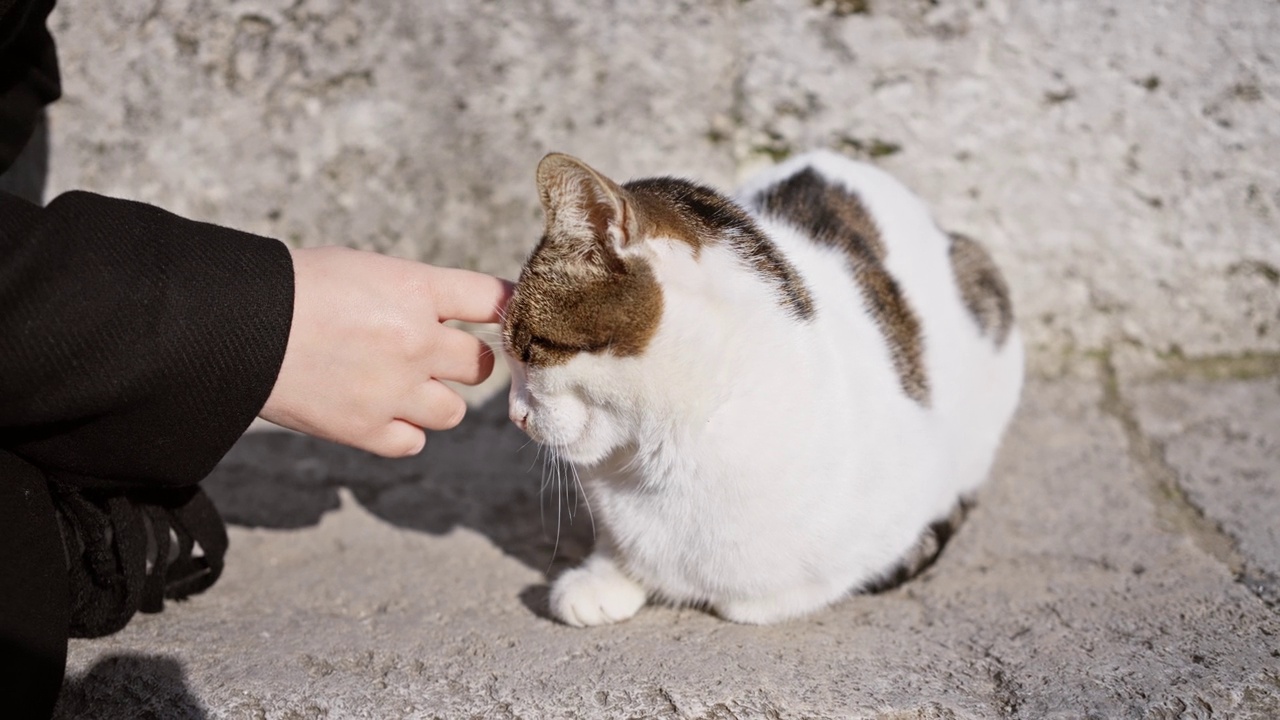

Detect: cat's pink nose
[511, 408, 529, 432]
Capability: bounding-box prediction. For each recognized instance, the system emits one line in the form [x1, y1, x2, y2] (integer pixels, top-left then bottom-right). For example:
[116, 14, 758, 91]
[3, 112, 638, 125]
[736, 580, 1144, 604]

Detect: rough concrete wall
[44, 0, 1280, 372]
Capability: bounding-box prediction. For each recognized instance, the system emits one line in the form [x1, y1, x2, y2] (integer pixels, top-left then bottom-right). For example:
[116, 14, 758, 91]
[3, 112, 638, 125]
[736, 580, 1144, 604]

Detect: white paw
[550, 558, 646, 627]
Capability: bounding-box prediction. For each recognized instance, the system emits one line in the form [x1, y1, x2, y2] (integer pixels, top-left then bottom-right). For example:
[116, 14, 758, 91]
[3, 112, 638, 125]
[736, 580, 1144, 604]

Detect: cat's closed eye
[517, 338, 552, 364]
[518, 335, 579, 364]
[529, 335, 611, 359]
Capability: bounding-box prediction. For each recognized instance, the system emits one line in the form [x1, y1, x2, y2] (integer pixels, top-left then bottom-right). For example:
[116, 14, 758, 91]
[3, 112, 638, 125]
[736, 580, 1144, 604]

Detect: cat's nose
[510, 407, 529, 432]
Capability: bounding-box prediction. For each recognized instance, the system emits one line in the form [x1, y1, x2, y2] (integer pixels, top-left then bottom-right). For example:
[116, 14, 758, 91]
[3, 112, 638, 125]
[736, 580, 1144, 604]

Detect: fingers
[361, 380, 467, 458]
[400, 379, 468, 433]
[427, 267, 515, 324]
[430, 326, 496, 385]
[367, 419, 427, 458]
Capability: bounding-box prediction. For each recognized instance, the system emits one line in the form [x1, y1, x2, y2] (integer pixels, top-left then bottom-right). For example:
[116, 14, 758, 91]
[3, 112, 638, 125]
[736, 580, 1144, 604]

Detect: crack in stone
[1095, 350, 1268, 605]
[657, 686, 682, 718]
[1146, 349, 1280, 383]
[1240, 567, 1280, 611]
[979, 645, 1023, 719]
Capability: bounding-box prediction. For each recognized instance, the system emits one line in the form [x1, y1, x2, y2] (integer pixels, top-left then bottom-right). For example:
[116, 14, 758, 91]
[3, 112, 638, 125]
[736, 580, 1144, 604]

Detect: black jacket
[0, 191, 294, 486]
[1, 4, 295, 714]
[0, 0, 295, 488]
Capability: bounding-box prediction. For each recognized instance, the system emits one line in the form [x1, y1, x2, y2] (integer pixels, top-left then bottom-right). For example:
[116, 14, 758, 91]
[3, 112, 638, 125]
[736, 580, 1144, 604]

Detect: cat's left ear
[536, 153, 632, 252]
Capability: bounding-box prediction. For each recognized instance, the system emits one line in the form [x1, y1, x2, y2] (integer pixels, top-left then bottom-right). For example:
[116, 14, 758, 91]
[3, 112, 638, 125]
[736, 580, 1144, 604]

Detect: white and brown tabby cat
[502, 150, 1023, 626]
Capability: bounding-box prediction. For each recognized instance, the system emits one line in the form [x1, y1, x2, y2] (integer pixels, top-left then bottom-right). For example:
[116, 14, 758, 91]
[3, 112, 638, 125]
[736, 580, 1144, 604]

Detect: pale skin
[259, 246, 513, 458]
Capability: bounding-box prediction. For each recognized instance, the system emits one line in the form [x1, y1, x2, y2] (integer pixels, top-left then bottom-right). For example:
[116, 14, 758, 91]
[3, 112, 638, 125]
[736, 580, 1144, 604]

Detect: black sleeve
[0, 190, 295, 488]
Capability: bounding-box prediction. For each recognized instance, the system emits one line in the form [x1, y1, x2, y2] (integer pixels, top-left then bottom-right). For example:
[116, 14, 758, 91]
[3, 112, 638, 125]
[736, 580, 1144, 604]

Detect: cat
[501, 150, 1023, 626]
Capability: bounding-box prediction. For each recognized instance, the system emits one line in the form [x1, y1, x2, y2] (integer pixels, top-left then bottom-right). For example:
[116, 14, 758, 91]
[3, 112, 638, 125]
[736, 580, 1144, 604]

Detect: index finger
[426, 267, 515, 324]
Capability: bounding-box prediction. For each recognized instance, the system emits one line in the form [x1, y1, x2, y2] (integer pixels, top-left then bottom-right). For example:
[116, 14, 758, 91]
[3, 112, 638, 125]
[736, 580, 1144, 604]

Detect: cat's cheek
[539, 396, 589, 447]
[536, 396, 622, 465]
[563, 415, 628, 468]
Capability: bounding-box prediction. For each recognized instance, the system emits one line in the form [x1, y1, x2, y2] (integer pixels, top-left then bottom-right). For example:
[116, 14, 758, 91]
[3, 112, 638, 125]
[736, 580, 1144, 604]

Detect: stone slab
[1129, 377, 1280, 609]
[55, 379, 1280, 718]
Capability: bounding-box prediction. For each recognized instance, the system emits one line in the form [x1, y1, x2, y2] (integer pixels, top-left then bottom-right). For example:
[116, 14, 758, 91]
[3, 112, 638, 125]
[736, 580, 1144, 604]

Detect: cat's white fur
[508, 151, 1024, 626]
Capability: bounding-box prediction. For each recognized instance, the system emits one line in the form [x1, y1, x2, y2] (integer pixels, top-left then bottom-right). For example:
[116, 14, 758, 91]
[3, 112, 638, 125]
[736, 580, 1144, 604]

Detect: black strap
[158, 488, 228, 601]
[49, 483, 229, 638]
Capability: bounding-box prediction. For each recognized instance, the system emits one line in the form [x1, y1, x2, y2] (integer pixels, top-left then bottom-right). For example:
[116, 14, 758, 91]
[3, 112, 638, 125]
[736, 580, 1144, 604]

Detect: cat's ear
[536, 153, 632, 253]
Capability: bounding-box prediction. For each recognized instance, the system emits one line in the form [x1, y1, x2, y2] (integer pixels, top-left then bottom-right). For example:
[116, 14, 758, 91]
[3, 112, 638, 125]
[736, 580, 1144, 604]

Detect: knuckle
[365, 424, 424, 458]
[400, 434, 427, 457]
[441, 398, 467, 429]
[394, 429, 427, 457]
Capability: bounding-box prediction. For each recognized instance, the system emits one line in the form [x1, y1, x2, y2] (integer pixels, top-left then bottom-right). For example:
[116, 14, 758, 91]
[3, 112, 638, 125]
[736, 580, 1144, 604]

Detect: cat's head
[501, 153, 669, 466]
[505, 152, 777, 466]
[502, 154, 815, 466]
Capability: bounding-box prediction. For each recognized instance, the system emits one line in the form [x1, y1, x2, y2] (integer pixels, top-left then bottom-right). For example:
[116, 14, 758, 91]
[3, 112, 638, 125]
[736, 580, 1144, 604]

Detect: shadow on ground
[53, 653, 206, 719]
[204, 393, 595, 577]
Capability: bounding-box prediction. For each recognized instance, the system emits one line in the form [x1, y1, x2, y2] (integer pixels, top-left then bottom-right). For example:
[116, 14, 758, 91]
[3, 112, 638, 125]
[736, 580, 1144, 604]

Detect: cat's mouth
[524, 425, 616, 469]
[521, 421, 554, 448]
[507, 369, 613, 465]
[517, 418, 579, 459]
[509, 405, 565, 451]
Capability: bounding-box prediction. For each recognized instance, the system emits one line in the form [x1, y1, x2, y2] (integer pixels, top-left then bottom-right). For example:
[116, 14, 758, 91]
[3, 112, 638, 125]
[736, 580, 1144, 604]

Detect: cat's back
[736, 148, 1018, 363]
[735, 150, 1023, 497]
[736, 151, 954, 300]
[736, 151, 959, 404]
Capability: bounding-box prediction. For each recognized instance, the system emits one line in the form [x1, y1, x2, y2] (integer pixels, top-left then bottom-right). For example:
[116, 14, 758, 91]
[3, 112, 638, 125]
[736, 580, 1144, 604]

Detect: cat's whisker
[556, 447, 576, 524]
[549, 447, 564, 571]
[537, 444, 564, 574]
[563, 452, 578, 523]
[569, 461, 596, 540]
[537, 443, 550, 538]
[541, 446, 554, 494]
[525, 438, 542, 473]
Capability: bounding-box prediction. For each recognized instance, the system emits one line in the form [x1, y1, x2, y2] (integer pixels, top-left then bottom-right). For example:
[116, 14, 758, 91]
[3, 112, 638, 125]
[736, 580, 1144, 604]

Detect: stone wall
[44, 0, 1280, 373]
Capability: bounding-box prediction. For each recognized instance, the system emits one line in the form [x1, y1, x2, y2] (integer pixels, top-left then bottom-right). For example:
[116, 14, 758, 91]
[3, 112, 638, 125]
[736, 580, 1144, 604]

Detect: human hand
[259, 246, 512, 457]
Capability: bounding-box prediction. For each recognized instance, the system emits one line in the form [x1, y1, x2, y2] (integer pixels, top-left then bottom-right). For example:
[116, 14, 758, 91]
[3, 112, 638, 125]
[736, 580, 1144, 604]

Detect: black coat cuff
[0, 190, 294, 487]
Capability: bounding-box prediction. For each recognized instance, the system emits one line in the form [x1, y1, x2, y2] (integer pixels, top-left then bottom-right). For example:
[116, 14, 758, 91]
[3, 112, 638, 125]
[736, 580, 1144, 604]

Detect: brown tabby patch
[863, 497, 974, 594]
[624, 177, 815, 321]
[503, 243, 663, 368]
[751, 168, 931, 406]
[948, 233, 1014, 347]
[504, 154, 667, 368]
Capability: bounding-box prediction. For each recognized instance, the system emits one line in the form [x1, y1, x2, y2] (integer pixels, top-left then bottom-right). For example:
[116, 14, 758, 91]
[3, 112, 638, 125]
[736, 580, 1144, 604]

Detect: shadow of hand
[204, 392, 594, 576]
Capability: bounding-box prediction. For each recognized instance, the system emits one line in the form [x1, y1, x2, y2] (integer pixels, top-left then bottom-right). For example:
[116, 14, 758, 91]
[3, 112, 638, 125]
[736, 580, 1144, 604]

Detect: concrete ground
[18, 2, 1278, 716]
[53, 358, 1280, 719]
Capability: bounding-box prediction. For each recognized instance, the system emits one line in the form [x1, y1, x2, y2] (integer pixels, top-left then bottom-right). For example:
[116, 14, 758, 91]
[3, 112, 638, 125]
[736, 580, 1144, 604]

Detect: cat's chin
[523, 426, 599, 466]
[525, 419, 625, 469]
[547, 442, 612, 469]
[538, 433, 632, 470]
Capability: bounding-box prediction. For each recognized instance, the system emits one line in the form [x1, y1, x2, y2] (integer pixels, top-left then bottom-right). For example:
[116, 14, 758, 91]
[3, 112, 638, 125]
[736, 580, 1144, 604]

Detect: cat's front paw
[550, 556, 646, 627]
